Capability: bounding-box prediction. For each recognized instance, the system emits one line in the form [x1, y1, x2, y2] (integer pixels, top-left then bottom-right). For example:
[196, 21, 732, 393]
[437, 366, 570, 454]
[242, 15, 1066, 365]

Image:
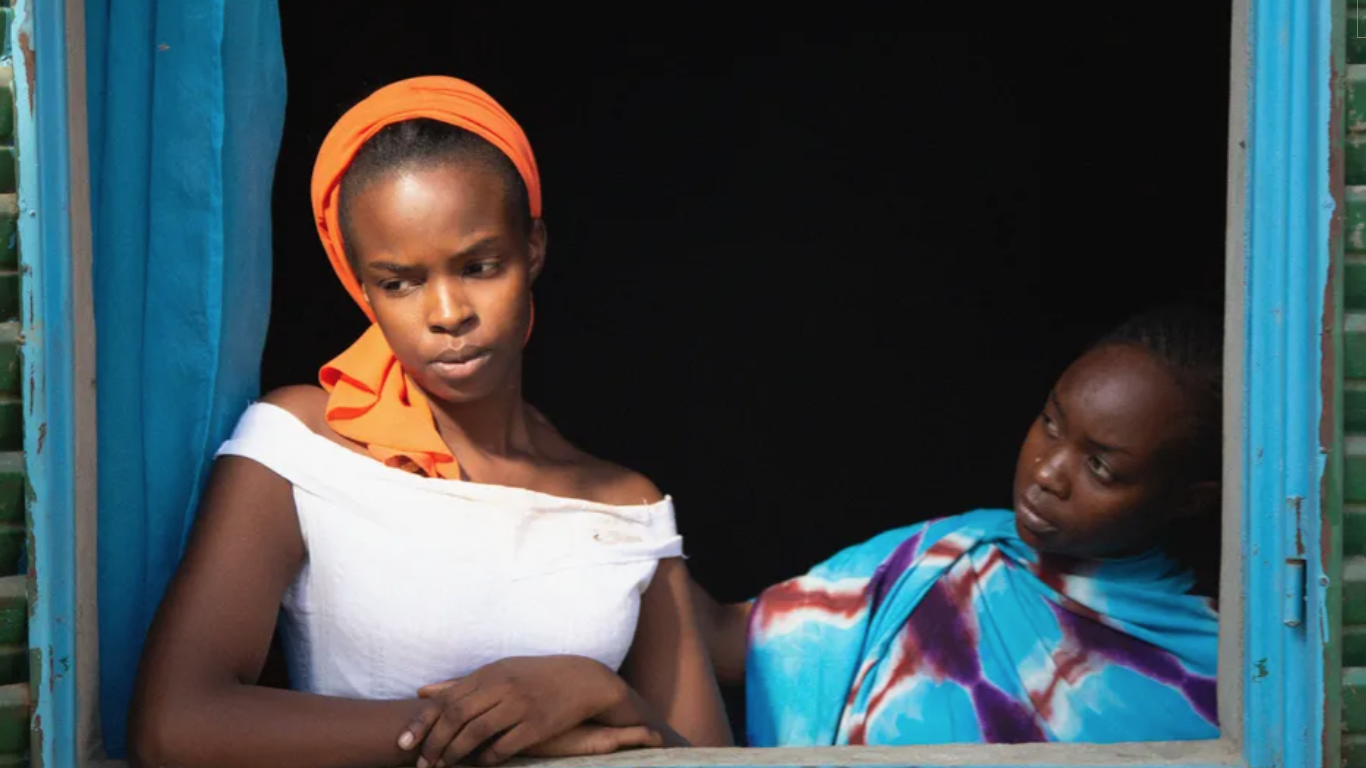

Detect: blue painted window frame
[1239, 0, 1339, 765]
[11, 0, 1341, 765]
[16, 0, 80, 767]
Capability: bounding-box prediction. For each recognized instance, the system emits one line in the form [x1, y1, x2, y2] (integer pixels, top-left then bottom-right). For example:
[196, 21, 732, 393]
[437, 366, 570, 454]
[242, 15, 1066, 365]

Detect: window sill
[93, 738, 1239, 768]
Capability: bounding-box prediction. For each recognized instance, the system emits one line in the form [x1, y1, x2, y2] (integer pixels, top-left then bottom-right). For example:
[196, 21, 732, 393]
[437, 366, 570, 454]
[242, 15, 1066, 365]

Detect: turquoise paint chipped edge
[1242, 0, 1336, 766]
[15, 0, 80, 764]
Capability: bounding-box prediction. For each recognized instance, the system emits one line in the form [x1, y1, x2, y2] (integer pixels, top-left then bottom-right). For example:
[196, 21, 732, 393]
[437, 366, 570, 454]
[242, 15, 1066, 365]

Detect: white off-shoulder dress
[215, 402, 684, 700]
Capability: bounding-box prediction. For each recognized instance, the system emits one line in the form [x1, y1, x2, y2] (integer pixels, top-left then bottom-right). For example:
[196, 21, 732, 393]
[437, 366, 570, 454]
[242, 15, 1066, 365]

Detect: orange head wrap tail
[311, 76, 542, 478]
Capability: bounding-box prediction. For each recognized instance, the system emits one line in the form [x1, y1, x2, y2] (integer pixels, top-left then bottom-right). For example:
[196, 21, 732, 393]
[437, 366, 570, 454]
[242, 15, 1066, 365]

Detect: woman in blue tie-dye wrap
[694, 306, 1223, 747]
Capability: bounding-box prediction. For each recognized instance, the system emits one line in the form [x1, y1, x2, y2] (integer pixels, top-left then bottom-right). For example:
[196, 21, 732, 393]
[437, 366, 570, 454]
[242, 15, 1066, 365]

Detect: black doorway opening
[266, 4, 1232, 736]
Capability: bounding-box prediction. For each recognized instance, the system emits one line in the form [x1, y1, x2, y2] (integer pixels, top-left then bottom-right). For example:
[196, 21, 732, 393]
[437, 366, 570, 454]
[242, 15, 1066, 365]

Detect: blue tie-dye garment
[745, 509, 1218, 746]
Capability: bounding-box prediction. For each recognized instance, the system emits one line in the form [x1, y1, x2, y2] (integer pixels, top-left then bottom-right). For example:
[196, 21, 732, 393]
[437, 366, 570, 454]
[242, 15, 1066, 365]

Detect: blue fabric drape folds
[84, 0, 286, 755]
[746, 510, 1219, 747]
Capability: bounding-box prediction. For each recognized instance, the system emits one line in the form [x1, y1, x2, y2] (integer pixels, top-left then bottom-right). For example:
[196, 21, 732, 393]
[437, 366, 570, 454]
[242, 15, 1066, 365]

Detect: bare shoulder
[259, 385, 329, 433]
[581, 459, 665, 507]
[527, 404, 665, 506]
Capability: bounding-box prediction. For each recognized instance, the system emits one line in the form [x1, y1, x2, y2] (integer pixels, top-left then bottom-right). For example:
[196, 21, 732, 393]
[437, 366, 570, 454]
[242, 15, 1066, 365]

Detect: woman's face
[344, 161, 545, 403]
[1012, 343, 1206, 558]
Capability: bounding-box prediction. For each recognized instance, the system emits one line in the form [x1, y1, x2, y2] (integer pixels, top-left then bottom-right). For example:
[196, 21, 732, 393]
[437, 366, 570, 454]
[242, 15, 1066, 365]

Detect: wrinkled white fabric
[217, 402, 683, 700]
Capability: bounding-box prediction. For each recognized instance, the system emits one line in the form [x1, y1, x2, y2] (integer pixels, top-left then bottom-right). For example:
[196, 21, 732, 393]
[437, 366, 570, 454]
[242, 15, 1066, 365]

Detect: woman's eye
[464, 260, 502, 277]
[1087, 456, 1114, 482]
[1040, 413, 1060, 438]
[379, 278, 414, 293]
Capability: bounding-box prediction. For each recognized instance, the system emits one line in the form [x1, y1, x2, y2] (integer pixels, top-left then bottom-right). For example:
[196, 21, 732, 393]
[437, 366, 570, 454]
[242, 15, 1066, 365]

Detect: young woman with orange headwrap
[127, 77, 732, 768]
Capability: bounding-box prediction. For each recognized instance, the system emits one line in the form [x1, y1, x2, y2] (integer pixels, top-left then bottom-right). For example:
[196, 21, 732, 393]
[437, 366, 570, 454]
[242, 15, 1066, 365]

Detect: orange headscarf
[310, 76, 542, 478]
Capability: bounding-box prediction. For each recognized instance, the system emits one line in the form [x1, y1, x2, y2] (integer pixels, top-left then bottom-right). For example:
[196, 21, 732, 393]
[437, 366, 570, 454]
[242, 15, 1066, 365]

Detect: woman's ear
[528, 219, 548, 282]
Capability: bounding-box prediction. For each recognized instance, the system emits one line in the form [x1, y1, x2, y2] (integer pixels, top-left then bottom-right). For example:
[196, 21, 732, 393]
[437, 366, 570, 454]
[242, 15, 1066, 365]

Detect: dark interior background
[266, 4, 1232, 732]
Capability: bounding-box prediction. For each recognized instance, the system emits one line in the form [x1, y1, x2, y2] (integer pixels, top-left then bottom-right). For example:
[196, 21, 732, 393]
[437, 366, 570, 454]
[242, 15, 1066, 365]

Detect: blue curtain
[84, 0, 286, 756]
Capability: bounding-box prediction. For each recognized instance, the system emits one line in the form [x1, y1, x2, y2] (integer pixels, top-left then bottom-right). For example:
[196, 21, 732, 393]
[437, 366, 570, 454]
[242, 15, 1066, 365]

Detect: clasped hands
[397, 655, 662, 767]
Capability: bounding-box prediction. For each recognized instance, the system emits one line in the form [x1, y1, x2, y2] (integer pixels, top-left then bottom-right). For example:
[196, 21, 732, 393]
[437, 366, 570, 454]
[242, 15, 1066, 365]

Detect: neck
[424, 368, 534, 462]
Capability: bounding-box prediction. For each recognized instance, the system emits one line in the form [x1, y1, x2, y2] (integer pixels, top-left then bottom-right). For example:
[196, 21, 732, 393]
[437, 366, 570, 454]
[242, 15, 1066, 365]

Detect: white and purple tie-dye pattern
[745, 509, 1218, 747]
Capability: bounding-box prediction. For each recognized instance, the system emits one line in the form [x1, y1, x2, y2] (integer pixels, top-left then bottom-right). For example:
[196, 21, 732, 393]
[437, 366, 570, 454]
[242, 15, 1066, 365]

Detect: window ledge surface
[93, 738, 1240, 768]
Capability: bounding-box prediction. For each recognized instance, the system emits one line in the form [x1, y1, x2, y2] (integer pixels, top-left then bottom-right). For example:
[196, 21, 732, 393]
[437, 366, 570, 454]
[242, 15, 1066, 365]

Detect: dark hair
[336, 119, 532, 267]
[1093, 305, 1224, 483]
[1095, 305, 1224, 596]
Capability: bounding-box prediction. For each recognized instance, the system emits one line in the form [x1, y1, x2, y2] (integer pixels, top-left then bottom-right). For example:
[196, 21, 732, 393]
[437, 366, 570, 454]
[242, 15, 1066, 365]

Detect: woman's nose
[1033, 447, 1070, 498]
[427, 278, 476, 334]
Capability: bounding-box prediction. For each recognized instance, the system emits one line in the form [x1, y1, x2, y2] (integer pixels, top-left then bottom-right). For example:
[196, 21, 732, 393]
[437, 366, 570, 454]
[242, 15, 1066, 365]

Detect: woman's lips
[1016, 497, 1058, 536]
[428, 349, 491, 379]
